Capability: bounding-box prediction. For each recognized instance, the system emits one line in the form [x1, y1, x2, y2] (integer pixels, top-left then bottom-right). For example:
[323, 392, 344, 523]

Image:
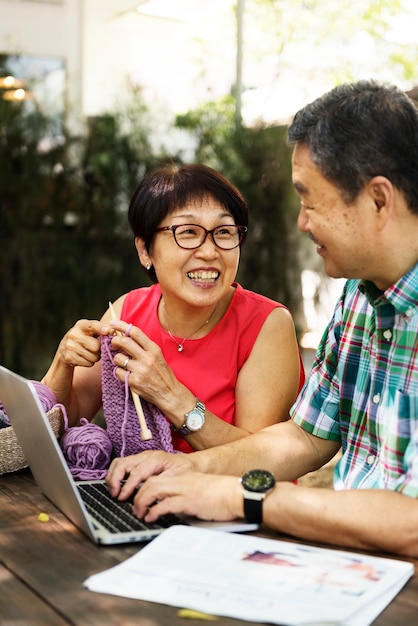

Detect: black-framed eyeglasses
[155, 224, 248, 250]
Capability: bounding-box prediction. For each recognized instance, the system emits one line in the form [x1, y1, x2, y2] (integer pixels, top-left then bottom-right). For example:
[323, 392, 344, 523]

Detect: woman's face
[137, 198, 241, 308]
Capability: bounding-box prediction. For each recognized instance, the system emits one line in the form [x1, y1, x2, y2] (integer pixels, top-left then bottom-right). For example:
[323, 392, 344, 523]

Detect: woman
[42, 163, 304, 456]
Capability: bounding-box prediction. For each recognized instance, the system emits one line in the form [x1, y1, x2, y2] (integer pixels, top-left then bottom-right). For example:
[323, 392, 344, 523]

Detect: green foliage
[3, 0, 416, 376]
[0, 82, 307, 381]
[234, 126, 304, 324]
[176, 96, 242, 174]
[0, 92, 58, 375]
[0, 80, 169, 378]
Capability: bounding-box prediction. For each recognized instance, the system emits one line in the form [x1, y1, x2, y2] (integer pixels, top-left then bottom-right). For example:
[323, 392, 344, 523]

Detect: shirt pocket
[395, 389, 418, 423]
[381, 390, 417, 466]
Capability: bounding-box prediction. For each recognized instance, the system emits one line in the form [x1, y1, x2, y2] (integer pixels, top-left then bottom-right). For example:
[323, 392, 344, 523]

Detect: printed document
[84, 525, 414, 626]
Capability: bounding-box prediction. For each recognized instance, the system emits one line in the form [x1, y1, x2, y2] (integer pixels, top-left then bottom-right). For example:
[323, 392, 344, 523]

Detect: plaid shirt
[292, 264, 418, 496]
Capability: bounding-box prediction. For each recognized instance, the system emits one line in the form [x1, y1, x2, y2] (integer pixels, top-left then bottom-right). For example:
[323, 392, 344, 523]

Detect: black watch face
[242, 469, 275, 493]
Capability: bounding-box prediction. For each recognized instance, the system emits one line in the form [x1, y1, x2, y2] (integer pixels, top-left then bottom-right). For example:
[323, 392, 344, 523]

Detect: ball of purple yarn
[60, 418, 113, 480]
[0, 381, 57, 427]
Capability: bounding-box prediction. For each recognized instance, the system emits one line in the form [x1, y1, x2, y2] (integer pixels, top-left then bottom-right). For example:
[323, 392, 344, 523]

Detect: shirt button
[373, 393, 380, 404]
[367, 454, 375, 466]
[405, 307, 414, 318]
[383, 329, 392, 340]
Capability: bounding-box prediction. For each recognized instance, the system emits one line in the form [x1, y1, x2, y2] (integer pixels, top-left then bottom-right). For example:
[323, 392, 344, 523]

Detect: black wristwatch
[173, 399, 206, 436]
[241, 469, 275, 524]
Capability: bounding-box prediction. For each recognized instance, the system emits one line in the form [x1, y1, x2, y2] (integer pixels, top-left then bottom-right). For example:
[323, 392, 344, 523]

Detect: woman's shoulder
[223, 283, 287, 335]
[122, 284, 161, 318]
[220, 284, 289, 365]
[232, 283, 287, 311]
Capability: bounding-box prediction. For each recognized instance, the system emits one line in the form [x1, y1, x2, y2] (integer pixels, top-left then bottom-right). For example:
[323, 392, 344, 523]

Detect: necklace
[162, 301, 218, 352]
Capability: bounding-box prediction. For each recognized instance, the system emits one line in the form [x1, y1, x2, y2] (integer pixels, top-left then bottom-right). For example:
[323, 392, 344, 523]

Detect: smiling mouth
[309, 233, 324, 249]
[187, 271, 219, 283]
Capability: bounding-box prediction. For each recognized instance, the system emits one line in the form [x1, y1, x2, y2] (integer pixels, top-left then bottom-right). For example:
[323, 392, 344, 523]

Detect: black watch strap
[243, 496, 264, 524]
[241, 469, 275, 524]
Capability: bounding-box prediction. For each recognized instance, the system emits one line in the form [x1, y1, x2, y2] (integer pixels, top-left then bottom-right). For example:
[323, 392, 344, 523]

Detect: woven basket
[0, 406, 63, 475]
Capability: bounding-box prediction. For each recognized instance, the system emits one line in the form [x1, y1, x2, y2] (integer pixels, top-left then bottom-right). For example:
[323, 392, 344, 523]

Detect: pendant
[177, 345, 184, 352]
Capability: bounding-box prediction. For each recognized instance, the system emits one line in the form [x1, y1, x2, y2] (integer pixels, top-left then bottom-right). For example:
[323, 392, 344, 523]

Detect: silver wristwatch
[174, 399, 205, 436]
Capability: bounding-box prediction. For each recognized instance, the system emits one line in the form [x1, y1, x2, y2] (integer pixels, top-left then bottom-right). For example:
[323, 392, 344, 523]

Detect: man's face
[292, 144, 377, 281]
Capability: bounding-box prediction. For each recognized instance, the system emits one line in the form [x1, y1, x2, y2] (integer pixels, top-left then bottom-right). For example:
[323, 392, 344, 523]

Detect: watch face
[186, 410, 204, 432]
[242, 469, 275, 493]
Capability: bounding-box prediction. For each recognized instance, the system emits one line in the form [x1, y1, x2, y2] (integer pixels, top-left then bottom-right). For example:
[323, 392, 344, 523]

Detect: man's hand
[105, 450, 197, 500]
[131, 472, 243, 523]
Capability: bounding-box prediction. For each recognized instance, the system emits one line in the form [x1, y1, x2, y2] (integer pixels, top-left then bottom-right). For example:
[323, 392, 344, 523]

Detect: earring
[145, 262, 151, 271]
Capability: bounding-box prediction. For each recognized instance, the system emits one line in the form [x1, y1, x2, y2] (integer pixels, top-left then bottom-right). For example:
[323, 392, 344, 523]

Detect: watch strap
[175, 423, 196, 436]
[243, 491, 265, 524]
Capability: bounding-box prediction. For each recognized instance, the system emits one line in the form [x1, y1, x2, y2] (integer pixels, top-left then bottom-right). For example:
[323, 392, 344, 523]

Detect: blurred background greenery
[1, 0, 417, 379]
[0, 72, 306, 379]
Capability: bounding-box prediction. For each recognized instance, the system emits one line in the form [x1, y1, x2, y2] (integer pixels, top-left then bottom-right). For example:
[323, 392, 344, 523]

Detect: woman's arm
[179, 306, 302, 450]
[234, 306, 302, 429]
[109, 307, 302, 451]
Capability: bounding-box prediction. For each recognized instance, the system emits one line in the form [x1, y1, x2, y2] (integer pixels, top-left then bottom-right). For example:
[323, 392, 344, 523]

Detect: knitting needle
[108, 301, 152, 441]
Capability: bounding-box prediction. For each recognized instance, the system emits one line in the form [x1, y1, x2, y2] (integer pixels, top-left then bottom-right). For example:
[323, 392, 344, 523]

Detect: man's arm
[106, 420, 339, 499]
[130, 471, 418, 558]
[192, 419, 339, 477]
[262, 482, 418, 557]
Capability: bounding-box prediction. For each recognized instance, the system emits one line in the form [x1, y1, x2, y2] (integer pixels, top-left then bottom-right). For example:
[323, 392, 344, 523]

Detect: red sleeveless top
[122, 282, 304, 453]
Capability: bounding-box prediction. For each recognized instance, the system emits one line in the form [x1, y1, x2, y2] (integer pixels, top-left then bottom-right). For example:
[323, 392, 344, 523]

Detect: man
[106, 80, 418, 557]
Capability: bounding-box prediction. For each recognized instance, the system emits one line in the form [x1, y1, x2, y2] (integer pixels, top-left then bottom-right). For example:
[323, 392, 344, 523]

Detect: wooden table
[1, 470, 417, 625]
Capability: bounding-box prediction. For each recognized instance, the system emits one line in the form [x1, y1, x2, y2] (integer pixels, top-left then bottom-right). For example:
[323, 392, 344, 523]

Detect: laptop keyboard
[77, 481, 188, 534]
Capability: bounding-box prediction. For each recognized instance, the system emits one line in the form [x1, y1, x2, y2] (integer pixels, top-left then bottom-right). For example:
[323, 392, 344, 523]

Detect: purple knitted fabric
[100, 334, 175, 457]
[58, 337, 176, 480]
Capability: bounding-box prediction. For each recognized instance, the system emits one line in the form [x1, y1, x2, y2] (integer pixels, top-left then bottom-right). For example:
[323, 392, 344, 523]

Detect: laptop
[0, 365, 258, 545]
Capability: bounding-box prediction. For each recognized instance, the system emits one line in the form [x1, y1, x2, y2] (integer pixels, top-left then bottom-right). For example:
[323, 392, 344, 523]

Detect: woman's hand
[42, 319, 114, 425]
[109, 320, 192, 422]
[57, 319, 112, 369]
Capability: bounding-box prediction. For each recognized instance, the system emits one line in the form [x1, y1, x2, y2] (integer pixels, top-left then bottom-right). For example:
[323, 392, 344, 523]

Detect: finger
[75, 319, 107, 337]
[107, 452, 172, 498]
[106, 453, 160, 498]
[66, 332, 100, 353]
[136, 474, 240, 523]
[106, 458, 133, 496]
[109, 320, 137, 337]
[117, 355, 131, 371]
[132, 476, 179, 520]
[139, 495, 185, 522]
[67, 328, 104, 358]
[110, 322, 150, 351]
